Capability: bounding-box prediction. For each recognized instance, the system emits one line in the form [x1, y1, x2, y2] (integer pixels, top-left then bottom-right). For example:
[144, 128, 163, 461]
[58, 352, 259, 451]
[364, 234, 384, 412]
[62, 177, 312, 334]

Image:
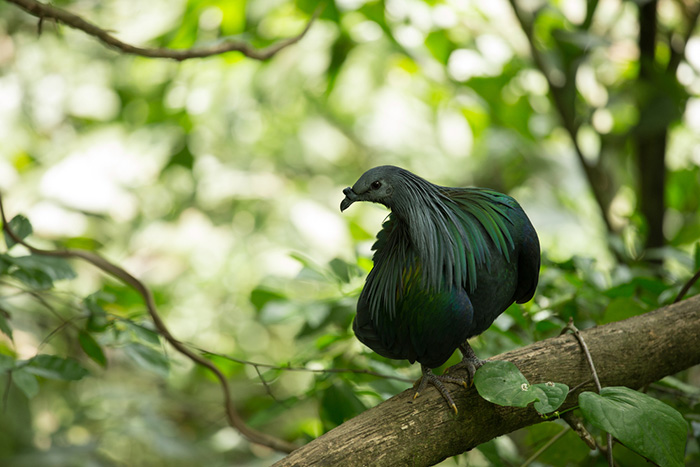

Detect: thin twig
[2, 370, 11, 412]
[520, 425, 570, 467]
[562, 412, 597, 450]
[253, 364, 282, 403]
[6, 0, 320, 61]
[564, 319, 613, 466]
[674, 268, 700, 303]
[667, 1, 700, 74]
[564, 320, 601, 391]
[0, 193, 297, 453]
[199, 348, 415, 384]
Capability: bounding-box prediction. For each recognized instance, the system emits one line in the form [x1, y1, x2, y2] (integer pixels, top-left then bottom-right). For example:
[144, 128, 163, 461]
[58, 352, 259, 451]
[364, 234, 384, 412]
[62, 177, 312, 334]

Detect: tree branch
[5, 0, 318, 61]
[506, 0, 616, 236]
[274, 296, 700, 466]
[0, 194, 298, 453]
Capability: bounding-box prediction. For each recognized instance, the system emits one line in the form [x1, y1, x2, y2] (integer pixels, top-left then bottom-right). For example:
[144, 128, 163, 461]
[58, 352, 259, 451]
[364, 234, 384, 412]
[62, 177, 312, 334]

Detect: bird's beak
[340, 187, 357, 212]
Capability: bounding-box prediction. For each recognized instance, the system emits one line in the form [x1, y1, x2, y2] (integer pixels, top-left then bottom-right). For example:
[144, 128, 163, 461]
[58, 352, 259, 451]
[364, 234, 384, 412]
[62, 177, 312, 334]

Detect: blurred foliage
[0, 0, 699, 465]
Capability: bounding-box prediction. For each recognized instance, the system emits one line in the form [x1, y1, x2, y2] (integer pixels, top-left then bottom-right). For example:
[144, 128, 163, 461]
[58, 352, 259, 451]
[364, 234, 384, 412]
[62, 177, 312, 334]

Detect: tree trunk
[636, 0, 667, 252]
[274, 295, 700, 466]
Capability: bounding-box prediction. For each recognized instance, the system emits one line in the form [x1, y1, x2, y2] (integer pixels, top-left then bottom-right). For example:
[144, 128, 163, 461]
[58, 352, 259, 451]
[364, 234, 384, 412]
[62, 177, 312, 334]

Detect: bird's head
[340, 165, 403, 212]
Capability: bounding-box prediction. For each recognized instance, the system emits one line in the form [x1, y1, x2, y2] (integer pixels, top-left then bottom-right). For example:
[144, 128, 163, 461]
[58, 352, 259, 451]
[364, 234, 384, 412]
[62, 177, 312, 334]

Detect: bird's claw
[444, 351, 485, 387]
[413, 368, 465, 414]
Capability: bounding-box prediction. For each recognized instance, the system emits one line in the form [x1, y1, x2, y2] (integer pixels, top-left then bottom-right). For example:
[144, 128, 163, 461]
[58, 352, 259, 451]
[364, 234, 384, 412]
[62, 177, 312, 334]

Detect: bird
[340, 166, 540, 413]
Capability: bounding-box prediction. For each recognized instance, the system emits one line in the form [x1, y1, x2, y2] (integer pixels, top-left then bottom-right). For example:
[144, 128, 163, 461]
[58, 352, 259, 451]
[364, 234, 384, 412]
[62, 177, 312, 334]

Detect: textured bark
[275, 295, 700, 466]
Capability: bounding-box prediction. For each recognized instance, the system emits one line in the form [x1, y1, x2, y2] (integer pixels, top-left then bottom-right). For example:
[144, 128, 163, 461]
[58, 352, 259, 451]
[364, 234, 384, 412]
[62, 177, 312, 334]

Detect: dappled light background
[1, 0, 699, 465]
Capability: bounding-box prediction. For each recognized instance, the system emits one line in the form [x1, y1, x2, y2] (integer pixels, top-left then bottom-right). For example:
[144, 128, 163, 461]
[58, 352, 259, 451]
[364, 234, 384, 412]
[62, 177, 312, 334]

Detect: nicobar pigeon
[340, 166, 540, 413]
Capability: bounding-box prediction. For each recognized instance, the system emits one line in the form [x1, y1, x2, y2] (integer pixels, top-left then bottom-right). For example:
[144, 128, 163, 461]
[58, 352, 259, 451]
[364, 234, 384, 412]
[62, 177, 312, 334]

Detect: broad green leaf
[329, 258, 351, 283]
[579, 387, 687, 467]
[319, 382, 367, 431]
[474, 361, 534, 408]
[531, 382, 569, 414]
[0, 353, 14, 372]
[124, 321, 161, 346]
[12, 369, 39, 399]
[425, 30, 454, 64]
[9, 255, 76, 281]
[123, 343, 169, 377]
[85, 302, 109, 333]
[474, 361, 569, 414]
[10, 267, 54, 290]
[79, 331, 107, 367]
[3, 214, 32, 249]
[0, 311, 12, 340]
[5, 255, 76, 290]
[250, 287, 286, 312]
[25, 354, 89, 381]
[601, 297, 647, 324]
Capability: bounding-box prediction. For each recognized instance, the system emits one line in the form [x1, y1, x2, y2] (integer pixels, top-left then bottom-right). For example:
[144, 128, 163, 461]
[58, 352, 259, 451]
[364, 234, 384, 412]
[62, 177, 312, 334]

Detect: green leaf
[4, 255, 76, 290]
[319, 382, 367, 431]
[474, 361, 568, 414]
[24, 354, 89, 381]
[12, 369, 39, 399]
[3, 215, 32, 249]
[579, 386, 688, 467]
[0, 311, 12, 340]
[85, 295, 110, 332]
[79, 331, 107, 367]
[0, 353, 14, 372]
[531, 381, 569, 414]
[425, 30, 454, 64]
[124, 321, 160, 346]
[601, 297, 647, 324]
[123, 343, 169, 377]
[250, 287, 286, 312]
[329, 258, 354, 283]
[10, 255, 76, 281]
[10, 267, 53, 290]
[475, 361, 532, 407]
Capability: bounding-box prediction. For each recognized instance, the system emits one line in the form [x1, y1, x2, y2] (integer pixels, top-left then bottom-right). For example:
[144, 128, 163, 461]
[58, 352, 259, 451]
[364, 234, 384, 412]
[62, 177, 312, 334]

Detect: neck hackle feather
[362, 169, 515, 321]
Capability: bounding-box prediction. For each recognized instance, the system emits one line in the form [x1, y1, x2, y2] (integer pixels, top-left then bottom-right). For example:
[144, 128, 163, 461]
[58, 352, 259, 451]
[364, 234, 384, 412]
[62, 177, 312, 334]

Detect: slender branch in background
[197, 347, 415, 384]
[674, 268, 700, 303]
[667, 1, 700, 74]
[5, 0, 319, 61]
[2, 370, 11, 412]
[520, 425, 570, 467]
[0, 193, 298, 453]
[563, 320, 613, 467]
[506, 0, 615, 236]
[562, 413, 597, 450]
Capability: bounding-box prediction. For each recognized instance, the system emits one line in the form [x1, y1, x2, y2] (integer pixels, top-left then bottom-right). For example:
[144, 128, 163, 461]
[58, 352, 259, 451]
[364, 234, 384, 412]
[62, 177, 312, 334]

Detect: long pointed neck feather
[363, 171, 516, 320]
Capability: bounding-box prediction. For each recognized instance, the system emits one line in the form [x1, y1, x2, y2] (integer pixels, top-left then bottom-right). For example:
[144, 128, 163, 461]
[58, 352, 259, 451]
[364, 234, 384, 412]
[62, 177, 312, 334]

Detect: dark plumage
[341, 166, 540, 412]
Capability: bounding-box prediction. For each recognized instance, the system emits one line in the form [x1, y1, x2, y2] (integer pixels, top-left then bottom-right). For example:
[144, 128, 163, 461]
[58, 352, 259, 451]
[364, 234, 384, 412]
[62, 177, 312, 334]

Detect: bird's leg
[413, 364, 468, 414]
[443, 342, 485, 386]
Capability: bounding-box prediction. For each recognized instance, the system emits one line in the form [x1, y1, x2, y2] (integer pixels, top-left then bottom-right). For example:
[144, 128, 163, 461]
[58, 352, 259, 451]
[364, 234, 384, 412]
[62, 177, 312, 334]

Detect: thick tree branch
[0, 194, 297, 453]
[274, 296, 700, 466]
[5, 0, 317, 61]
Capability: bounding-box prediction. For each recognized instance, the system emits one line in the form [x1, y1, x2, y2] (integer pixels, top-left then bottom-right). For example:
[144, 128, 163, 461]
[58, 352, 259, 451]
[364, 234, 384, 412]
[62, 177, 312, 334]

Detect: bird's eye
[371, 181, 382, 190]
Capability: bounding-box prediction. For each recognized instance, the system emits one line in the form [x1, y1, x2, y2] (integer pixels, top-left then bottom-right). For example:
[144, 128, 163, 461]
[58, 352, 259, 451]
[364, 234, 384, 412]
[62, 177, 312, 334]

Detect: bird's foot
[443, 344, 485, 386]
[413, 366, 467, 414]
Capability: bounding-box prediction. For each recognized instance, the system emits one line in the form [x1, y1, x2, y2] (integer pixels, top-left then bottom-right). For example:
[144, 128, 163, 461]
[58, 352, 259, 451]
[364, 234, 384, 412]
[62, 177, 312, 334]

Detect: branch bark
[5, 0, 317, 61]
[274, 295, 700, 466]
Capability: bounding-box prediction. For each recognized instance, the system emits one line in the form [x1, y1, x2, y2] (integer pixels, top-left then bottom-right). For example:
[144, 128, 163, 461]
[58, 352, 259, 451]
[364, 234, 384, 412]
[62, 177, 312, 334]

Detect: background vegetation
[0, 0, 698, 465]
